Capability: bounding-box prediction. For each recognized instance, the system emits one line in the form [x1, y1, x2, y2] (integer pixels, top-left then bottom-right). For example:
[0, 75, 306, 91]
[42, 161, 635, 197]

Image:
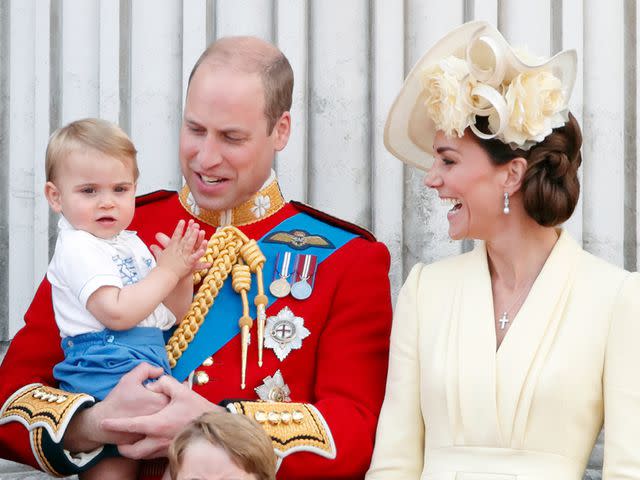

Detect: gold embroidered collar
[178, 177, 286, 228]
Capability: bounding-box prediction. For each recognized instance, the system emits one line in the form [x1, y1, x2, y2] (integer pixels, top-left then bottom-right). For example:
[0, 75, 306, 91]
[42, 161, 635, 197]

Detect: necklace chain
[497, 277, 537, 330]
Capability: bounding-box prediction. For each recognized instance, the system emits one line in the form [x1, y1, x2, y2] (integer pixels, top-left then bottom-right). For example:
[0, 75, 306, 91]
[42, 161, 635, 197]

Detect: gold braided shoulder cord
[165, 226, 268, 388]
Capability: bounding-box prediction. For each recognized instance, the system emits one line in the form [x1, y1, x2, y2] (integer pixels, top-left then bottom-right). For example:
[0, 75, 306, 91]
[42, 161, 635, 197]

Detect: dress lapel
[456, 244, 501, 445]
[495, 230, 579, 446]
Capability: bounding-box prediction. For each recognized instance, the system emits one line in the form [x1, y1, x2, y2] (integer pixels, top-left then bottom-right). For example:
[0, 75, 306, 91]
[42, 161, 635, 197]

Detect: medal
[291, 280, 312, 300]
[291, 254, 317, 300]
[269, 277, 291, 298]
[255, 369, 291, 402]
[264, 307, 310, 361]
[269, 251, 292, 298]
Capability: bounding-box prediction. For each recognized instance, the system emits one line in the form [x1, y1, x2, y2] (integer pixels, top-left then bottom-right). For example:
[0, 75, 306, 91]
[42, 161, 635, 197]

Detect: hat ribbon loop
[466, 33, 507, 88]
[468, 83, 509, 140]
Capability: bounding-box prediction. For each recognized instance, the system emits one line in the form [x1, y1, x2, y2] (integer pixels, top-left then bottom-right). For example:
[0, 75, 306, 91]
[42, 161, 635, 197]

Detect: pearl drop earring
[503, 192, 510, 215]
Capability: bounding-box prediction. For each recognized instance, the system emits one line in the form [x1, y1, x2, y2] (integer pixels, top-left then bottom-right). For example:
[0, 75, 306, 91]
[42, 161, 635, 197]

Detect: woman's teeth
[441, 198, 462, 211]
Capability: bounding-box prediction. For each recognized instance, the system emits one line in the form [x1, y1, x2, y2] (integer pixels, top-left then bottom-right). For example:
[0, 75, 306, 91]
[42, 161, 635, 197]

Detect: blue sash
[171, 212, 359, 381]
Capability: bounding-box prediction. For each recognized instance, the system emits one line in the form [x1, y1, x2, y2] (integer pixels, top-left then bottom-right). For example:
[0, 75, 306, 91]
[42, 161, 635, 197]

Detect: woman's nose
[423, 166, 441, 188]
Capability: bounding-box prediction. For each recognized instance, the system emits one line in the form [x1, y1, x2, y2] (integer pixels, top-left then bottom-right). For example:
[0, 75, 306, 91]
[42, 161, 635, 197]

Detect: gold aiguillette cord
[165, 227, 266, 388]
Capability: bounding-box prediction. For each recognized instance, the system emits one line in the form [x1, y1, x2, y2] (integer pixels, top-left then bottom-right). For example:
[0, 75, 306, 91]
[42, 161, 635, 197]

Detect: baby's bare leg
[79, 456, 139, 480]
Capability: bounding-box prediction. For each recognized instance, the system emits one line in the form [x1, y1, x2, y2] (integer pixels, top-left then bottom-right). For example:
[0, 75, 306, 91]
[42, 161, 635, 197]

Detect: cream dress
[366, 231, 640, 480]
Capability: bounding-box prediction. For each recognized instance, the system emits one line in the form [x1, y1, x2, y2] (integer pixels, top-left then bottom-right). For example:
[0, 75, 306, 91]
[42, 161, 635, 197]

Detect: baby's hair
[46, 118, 139, 182]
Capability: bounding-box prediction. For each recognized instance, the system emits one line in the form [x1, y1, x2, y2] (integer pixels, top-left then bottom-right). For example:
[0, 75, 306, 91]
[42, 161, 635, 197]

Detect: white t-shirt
[47, 216, 176, 338]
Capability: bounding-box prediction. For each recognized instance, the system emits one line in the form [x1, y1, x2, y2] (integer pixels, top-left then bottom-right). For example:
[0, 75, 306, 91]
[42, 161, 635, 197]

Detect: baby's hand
[150, 220, 210, 279]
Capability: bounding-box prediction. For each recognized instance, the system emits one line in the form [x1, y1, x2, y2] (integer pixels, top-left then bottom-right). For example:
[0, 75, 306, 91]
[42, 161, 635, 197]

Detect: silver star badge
[264, 307, 310, 361]
[254, 369, 291, 402]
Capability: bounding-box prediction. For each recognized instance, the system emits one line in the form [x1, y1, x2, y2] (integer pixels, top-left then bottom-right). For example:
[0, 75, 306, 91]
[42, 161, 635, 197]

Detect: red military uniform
[0, 178, 392, 479]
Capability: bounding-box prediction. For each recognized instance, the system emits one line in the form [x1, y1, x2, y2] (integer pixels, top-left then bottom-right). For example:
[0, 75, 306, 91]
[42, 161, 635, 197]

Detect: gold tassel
[165, 227, 267, 389]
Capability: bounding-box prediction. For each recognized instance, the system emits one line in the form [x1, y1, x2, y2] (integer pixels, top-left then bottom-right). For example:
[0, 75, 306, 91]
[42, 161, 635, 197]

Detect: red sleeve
[278, 239, 393, 479]
[0, 280, 59, 466]
[0, 279, 98, 476]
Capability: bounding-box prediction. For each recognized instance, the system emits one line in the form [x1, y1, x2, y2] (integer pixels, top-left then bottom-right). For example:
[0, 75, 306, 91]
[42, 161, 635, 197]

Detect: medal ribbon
[273, 251, 293, 282]
[293, 254, 317, 285]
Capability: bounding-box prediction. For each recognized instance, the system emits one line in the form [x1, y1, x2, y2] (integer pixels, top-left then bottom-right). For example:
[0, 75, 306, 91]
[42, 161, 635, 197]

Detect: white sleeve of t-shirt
[51, 230, 123, 308]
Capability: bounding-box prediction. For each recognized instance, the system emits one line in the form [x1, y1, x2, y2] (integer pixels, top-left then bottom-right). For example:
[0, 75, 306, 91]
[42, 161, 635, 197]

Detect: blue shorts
[53, 327, 171, 401]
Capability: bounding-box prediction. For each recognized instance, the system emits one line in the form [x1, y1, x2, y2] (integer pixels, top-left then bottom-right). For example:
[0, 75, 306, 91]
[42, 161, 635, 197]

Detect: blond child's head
[44, 118, 139, 239]
[46, 118, 139, 182]
[168, 412, 276, 480]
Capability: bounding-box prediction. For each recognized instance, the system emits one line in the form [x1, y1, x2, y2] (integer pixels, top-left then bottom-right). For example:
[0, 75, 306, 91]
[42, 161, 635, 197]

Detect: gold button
[280, 411, 292, 424]
[254, 411, 268, 423]
[292, 410, 304, 423]
[268, 411, 280, 425]
[194, 371, 209, 386]
[202, 356, 214, 367]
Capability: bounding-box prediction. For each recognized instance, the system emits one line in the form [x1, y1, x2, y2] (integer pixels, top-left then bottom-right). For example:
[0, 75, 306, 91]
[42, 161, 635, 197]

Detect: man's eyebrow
[220, 126, 251, 135]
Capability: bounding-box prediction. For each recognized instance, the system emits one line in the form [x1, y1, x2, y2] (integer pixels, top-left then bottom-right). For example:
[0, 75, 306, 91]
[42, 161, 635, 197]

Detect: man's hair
[168, 412, 276, 480]
[46, 118, 139, 182]
[188, 36, 293, 134]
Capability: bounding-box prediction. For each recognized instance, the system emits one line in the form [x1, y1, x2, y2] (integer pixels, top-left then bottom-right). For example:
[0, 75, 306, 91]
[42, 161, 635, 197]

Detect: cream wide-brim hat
[384, 21, 577, 171]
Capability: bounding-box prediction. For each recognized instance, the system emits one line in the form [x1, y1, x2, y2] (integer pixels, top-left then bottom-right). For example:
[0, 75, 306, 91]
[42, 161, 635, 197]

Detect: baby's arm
[86, 220, 207, 331]
[162, 274, 196, 323]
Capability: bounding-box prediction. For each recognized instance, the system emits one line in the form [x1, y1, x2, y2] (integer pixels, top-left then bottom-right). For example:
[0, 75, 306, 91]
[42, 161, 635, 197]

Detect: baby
[44, 118, 208, 479]
[168, 412, 277, 480]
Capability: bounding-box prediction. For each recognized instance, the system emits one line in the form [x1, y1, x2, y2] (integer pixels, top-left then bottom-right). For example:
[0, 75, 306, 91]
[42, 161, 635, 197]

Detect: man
[0, 37, 392, 479]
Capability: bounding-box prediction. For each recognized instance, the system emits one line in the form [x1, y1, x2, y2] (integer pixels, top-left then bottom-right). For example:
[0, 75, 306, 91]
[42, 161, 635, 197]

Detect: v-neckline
[489, 232, 561, 355]
[453, 230, 580, 446]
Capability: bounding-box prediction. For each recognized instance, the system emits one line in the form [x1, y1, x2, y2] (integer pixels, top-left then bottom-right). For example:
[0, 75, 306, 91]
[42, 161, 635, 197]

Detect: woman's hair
[168, 412, 276, 480]
[471, 113, 582, 227]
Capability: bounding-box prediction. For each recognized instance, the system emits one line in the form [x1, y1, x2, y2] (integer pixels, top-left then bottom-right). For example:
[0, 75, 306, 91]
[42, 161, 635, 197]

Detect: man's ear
[273, 111, 291, 152]
[44, 181, 63, 213]
[504, 157, 528, 194]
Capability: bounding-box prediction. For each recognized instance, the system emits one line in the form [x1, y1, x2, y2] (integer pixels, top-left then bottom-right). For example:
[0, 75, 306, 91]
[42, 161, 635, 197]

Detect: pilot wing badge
[264, 229, 335, 251]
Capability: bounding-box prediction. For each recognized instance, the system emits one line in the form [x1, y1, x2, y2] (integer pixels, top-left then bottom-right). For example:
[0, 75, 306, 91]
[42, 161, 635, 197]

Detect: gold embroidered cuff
[0, 383, 94, 444]
[225, 401, 336, 460]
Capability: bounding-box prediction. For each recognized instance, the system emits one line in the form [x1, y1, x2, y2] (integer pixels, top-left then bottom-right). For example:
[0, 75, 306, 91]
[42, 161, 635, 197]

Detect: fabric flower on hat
[490, 70, 567, 149]
[421, 57, 477, 138]
[419, 47, 568, 150]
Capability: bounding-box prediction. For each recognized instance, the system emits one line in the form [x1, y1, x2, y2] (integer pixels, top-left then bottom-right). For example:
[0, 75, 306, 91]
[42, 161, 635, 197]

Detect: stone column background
[1, 0, 634, 478]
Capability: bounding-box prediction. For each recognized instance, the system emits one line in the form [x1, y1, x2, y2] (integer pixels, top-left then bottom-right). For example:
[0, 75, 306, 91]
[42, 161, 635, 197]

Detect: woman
[366, 21, 640, 480]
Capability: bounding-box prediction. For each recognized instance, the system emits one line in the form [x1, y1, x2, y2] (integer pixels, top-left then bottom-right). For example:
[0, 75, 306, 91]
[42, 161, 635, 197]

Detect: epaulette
[135, 189, 176, 207]
[290, 200, 376, 242]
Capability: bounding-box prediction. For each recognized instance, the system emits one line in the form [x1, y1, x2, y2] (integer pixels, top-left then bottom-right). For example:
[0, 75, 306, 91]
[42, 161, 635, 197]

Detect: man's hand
[101, 374, 225, 459]
[63, 363, 169, 452]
